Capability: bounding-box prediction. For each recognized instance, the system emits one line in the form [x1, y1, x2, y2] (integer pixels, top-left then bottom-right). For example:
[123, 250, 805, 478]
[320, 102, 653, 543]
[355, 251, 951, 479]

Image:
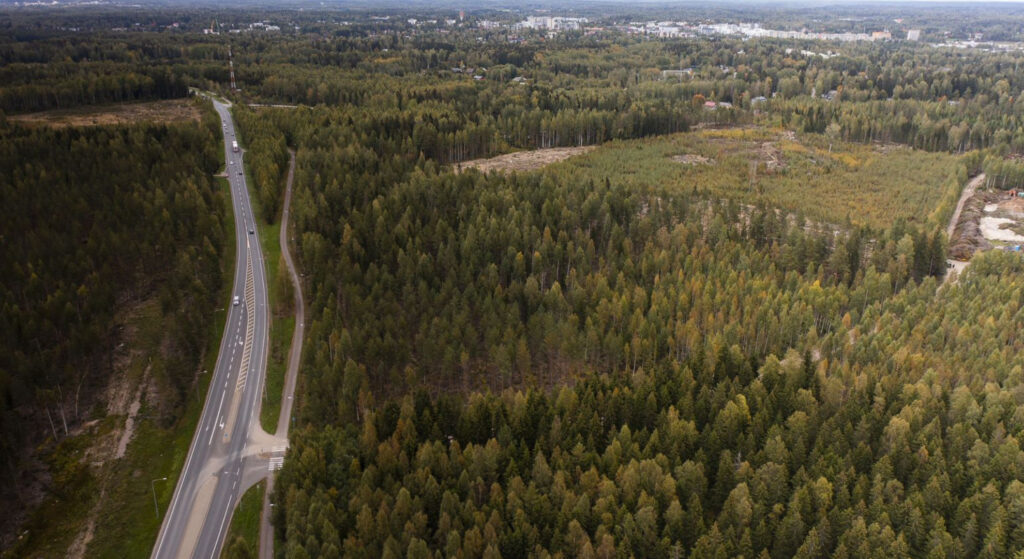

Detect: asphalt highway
[151, 98, 271, 559]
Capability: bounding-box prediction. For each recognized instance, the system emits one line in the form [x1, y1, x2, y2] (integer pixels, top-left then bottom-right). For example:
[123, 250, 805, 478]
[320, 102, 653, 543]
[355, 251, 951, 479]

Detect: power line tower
[228, 46, 237, 91]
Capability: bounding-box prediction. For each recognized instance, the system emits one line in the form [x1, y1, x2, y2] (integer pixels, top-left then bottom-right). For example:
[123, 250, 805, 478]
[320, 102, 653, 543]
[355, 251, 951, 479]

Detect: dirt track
[947, 173, 985, 239]
[944, 173, 986, 284]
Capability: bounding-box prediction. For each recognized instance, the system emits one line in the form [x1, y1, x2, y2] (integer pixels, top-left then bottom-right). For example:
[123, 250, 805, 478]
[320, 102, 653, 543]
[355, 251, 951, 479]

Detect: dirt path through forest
[68, 316, 153, 559]
[273, 149, 304, 440]
[948, 174, 984, 239]
[944, 173, 986, 284]
[259, 149, 305, 559]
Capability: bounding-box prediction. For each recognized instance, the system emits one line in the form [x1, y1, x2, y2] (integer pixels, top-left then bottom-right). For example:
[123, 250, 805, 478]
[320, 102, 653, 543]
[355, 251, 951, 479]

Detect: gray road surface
[150, 98, 271, 559]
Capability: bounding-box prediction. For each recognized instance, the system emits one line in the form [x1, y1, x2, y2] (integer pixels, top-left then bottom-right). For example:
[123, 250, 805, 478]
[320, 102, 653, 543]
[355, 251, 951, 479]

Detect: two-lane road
[151, 98, 270, 559]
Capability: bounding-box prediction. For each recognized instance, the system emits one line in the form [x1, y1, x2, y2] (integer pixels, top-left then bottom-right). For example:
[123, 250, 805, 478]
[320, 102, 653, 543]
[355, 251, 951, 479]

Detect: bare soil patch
[457, 146, 596, 174]
[759, 142, 785, 171]
[999, 197, 1024, 215]
[115, 365, 150, 460]
[67, 488, 104, 559]
[704, 137, 786, 171]
[8, 99, 201, 128]
[949, 191, 997, 260]
[980, 216, 1024, 242]
[948, 186, 1024, 259]
[672, 154, 715, 165]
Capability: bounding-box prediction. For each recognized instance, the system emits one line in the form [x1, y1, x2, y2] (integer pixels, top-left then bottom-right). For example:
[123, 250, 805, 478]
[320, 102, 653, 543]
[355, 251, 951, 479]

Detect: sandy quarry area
[945, 174, 997, 282]
[457, 146, 596, 173]
[980, 197, 1024, 243]
[948, 177, 1024, 259]
[9, 99, 201, 128]
[980, 216, 1024, 242]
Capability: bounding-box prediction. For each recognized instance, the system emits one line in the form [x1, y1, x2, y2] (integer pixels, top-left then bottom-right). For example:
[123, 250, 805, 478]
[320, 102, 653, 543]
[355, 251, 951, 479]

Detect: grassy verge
[219, 481, 265, 559]
[235, 136, 294, 434]
[262, 314, 294, 433]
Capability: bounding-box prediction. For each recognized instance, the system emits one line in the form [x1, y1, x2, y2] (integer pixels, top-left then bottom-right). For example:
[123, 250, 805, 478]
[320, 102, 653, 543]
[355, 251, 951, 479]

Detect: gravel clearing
[980, 216, 1024, 242]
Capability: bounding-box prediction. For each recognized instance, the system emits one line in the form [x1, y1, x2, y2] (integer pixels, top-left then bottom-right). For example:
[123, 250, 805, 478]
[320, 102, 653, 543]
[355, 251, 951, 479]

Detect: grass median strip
[235, 137, 294, 434]
[219, 481, 265, 559]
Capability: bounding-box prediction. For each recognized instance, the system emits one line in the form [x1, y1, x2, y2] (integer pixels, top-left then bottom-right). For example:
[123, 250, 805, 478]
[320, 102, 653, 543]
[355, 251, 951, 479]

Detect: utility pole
[152, 477, 168, 518]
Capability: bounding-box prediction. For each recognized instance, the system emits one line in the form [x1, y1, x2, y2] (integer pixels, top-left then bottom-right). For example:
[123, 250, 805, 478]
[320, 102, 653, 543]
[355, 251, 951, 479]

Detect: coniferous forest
[10, 3, 1024, 558]
[0, 110, 227, 420]
[0, 97, 229, 549]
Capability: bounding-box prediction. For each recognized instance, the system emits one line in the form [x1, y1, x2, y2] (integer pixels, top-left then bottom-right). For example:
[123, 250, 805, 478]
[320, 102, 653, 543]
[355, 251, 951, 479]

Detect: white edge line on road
[213, 492, 233, 554]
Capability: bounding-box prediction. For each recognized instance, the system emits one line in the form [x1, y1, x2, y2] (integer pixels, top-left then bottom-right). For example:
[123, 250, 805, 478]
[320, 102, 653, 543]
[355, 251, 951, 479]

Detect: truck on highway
[232, 140, 239, 153]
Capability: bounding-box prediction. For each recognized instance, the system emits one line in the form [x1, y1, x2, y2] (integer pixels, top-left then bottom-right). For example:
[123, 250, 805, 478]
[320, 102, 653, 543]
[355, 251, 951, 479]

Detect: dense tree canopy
[276, 248, 1024, 558]
[208, 11, 1024, 558]
[0, 100, 227, 495]
[9, 5, 1024, 557]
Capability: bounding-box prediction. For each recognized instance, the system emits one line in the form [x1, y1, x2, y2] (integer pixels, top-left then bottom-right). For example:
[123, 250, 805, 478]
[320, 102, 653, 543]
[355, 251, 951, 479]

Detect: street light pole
[196, 369, 208, 404]
[152, 477, 168, 518]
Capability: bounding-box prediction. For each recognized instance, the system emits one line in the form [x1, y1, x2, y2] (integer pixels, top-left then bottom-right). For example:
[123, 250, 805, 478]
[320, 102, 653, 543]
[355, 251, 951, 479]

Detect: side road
[259, 149, 304, 559]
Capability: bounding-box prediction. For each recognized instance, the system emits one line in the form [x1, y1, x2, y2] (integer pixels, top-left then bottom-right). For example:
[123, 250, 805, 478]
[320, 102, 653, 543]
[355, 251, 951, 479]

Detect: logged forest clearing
[563, 128, 965, 230]
[456, 146, 596, 173]
[7, 99, 201, 128]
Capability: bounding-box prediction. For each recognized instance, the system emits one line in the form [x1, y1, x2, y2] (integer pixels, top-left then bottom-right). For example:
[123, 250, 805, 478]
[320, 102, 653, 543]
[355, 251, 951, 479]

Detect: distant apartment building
[907, 29, 922, 41]
[661, 68, 694, 79]
[697, 22, 881, 42]
[517, 16, 587, 32]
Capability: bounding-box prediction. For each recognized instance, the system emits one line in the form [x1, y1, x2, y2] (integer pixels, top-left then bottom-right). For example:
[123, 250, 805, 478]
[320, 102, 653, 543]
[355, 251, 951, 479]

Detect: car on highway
[233, 295, 240, 306]
[248, 227, 254, 235]
[238, 170, 243, 175]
